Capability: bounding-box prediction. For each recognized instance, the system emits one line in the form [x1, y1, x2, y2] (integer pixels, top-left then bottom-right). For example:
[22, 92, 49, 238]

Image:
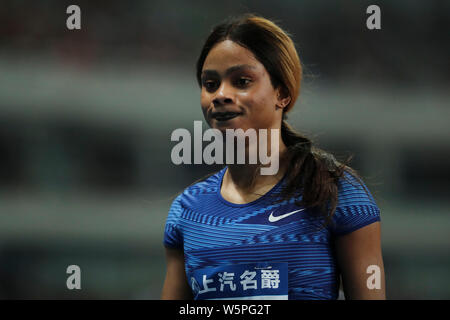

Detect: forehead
[202, 40, 263, 74]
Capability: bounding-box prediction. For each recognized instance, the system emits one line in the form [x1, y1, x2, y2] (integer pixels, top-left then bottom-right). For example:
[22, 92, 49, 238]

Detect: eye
[236, 78, 251, 87]
[203, 79, 219, 91]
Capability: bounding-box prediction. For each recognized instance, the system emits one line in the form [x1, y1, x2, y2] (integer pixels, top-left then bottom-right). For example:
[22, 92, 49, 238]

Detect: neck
[224, 136, 289, 194]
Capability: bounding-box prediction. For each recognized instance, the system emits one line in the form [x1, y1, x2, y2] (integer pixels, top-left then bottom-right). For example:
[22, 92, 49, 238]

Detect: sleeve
[330, 171, 381, 236]
[163, 194, 184, 249]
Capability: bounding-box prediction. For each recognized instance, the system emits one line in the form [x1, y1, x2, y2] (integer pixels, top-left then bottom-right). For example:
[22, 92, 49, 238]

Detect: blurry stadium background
[0, 0, 449, 299]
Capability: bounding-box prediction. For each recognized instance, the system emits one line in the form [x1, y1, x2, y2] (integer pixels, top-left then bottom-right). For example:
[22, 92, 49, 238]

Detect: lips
[211, 111, 242, 122]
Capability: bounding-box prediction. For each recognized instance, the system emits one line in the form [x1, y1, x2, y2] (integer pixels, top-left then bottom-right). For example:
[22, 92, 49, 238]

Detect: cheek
[244, 92, 275, 116]
[200, 92, 213, 126]
[247, 96, 278, 129]
[200, 91, 210, 110]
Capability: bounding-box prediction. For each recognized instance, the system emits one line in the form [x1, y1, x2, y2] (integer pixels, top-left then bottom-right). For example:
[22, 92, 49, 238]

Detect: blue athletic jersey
[163, 167, 380, 300]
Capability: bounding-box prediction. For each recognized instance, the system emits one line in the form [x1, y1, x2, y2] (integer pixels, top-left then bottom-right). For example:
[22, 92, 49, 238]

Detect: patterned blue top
[163, 167, 381, 300]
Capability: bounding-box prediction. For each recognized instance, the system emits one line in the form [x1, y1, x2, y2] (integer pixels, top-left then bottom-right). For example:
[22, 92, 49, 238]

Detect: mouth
[211, 111, 243, 122]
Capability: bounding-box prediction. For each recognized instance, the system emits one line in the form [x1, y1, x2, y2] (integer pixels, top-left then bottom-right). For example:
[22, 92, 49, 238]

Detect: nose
[213, 82, 234, 106]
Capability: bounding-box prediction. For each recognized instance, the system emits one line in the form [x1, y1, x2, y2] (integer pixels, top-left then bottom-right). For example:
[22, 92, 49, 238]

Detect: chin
[212, 119, 246, 131]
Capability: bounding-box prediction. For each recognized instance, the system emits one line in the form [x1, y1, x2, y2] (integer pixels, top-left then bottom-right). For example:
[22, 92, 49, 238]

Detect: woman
[161, 14, 385, 300]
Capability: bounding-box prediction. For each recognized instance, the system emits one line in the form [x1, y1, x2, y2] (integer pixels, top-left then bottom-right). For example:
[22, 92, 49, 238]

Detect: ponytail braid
[274, 118, 355, 228]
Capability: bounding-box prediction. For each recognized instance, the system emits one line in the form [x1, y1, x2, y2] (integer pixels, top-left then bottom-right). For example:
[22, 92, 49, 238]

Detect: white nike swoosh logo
[268, 208, 305, 222]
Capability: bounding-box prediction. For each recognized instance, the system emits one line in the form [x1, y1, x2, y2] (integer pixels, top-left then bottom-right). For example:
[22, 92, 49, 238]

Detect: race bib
[189, 262, 289, 300]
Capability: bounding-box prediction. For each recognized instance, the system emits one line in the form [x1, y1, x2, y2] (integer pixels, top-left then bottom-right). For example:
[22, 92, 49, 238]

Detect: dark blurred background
[0, 0, 449, 299]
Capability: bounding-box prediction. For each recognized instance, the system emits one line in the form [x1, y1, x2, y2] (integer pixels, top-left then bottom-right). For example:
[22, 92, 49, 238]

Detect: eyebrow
[201, 64, 257, 78]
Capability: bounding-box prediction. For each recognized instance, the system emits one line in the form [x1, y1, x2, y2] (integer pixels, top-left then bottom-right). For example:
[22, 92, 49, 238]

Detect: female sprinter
[161, 14, 385, 300]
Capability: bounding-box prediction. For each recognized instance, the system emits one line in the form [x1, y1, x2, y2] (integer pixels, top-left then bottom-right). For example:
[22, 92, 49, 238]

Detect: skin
[161, 40, 386, 300]
[161, 247, 193, 299]
[334, 222, 386, 299]
[200, 40, 291, 202]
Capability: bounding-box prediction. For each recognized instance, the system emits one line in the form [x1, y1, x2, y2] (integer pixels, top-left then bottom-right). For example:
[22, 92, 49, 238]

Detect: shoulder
[336, 170, 378, 207]
[170, 168, 225, 211]
[331, 169, 381, 236]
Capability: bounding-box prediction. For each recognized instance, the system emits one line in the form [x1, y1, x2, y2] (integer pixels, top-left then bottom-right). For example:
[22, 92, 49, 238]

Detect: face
[200, 40, 289, 133]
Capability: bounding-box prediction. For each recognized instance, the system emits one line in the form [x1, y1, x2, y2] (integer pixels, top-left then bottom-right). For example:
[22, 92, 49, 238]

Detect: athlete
[161, 14, 385, 300]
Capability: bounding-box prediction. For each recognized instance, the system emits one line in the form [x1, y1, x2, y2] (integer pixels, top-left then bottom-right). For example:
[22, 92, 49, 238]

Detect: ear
[276, 86, 291, 110]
